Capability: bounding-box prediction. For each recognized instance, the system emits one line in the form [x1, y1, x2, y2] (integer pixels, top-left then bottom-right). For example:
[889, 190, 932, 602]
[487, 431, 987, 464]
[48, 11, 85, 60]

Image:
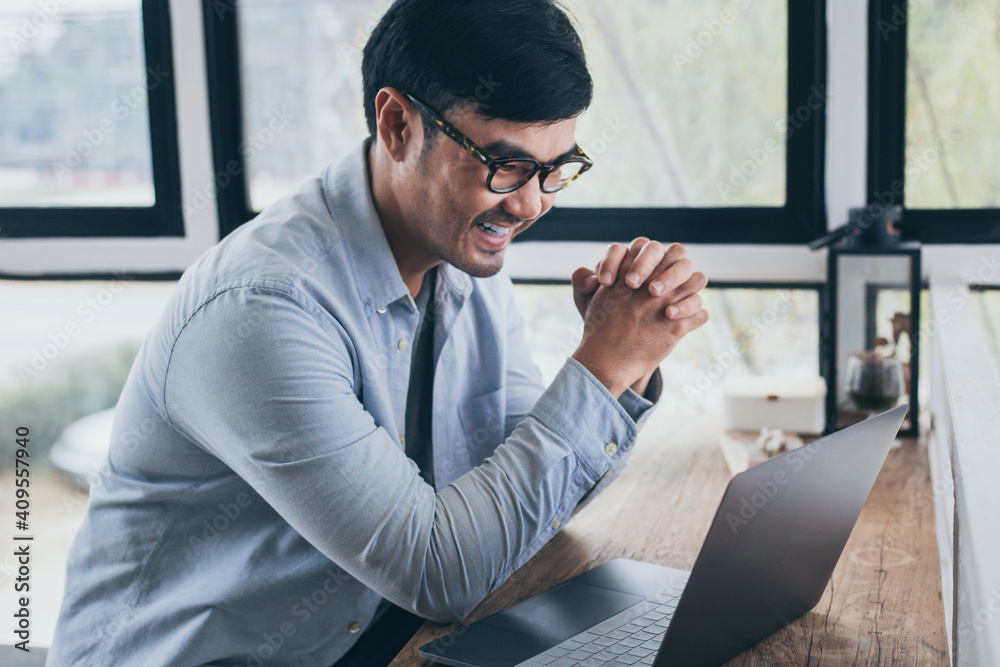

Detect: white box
[722, 376, 827, 434]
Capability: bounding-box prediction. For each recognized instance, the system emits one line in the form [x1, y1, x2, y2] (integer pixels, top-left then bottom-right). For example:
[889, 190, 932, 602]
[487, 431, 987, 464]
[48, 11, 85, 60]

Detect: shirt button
[348, 622, 361, 634]
[552, 518, 562, 531]
[376, 305, 387, 314]
[399, 434, 405, 445]
[604, 441, 618, 456]
[398, 338, 409, 350]
[637, 420, 646, 429]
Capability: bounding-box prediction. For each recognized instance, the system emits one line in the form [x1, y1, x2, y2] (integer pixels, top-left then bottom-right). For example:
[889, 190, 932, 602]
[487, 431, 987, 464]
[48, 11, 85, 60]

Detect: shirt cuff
[528, 357, 640, 482]
[572, 369, 662, 515]
[617, 366, 662, 428]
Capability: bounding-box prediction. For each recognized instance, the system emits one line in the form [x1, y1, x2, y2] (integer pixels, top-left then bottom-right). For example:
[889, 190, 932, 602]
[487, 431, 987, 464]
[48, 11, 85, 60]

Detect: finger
[661, 270, 709, 304]
[677, 308, 709, 336]
[647, 257, 694, 298]
[614, 237, 651, 285]
[645, 243, 689, 296]
[664, 292, 704, 320]
[571, 267, 599, 318]
[650, 255, 705, 300]
[623, 240, 664, 289]
[665, 307, 711, 337]
[572, 266, 600, 293]
[596, 242, 629, 286]
[681, 308, 711, 333]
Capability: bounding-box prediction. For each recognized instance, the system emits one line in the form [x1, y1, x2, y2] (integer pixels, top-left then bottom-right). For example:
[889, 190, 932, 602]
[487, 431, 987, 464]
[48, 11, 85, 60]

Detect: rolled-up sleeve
[163, 286, 644, 623]
[497, 282, 661, 517]
[571, 367, 662, 515]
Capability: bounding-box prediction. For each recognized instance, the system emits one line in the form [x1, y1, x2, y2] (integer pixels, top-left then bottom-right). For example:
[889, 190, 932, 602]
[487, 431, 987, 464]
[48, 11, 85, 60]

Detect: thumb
[571, 267, 600, 317]
[572, 267, 600, 294]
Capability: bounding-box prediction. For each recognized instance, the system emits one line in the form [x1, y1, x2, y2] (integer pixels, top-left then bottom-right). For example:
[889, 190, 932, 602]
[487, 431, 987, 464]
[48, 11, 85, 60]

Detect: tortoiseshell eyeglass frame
[405, 93, 593, 194]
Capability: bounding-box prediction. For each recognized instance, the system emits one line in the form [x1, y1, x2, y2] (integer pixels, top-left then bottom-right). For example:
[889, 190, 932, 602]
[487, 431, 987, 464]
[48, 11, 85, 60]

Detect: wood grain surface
[389, 409, 948, 666]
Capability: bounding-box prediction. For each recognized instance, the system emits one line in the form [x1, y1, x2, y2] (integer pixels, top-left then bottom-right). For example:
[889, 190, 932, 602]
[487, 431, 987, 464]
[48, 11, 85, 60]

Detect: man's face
[394, 104, 579, 279]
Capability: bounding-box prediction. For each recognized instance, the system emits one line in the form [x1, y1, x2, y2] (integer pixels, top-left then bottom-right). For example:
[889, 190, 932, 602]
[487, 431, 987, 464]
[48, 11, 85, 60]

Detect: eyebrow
[481, 139, 579, 164]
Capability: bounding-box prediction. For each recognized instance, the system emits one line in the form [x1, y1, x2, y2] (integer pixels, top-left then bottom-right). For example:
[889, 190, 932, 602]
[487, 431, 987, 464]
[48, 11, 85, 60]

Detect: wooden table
[391, 409, 948, 666]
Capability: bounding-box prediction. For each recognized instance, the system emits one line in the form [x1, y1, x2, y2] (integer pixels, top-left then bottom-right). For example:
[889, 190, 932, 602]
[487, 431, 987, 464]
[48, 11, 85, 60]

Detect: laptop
[418, 404, 908, 667]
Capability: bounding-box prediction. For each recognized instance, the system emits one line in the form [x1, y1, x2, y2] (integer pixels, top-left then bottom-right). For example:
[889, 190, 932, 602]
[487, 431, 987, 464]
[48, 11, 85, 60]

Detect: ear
[373, 87, 419, 163]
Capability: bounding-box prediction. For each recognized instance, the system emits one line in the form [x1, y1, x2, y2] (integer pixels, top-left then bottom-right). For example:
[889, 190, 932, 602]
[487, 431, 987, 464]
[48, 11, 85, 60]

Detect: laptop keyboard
[514, 585, 684, 667]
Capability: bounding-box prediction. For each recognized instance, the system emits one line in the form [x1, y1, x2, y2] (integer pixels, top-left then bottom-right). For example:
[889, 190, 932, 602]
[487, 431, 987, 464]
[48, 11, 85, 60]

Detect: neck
[367, 140, 438, 299]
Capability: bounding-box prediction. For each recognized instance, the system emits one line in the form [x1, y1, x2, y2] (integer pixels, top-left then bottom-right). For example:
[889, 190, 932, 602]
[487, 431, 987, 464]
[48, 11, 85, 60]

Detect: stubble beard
[430, 208, 525, 279]
[440, 230, 506, 278]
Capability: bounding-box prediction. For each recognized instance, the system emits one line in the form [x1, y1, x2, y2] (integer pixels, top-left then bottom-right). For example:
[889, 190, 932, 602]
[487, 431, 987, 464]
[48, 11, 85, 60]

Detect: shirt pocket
[457, 385, 506, 467]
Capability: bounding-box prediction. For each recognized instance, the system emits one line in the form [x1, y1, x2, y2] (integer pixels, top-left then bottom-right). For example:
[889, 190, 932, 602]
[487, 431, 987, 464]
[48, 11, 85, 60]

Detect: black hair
[361, 0, 593, 140]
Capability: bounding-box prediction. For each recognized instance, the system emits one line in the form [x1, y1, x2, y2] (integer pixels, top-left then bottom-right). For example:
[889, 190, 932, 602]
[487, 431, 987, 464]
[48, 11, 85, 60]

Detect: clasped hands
[570, 238, 709, 398]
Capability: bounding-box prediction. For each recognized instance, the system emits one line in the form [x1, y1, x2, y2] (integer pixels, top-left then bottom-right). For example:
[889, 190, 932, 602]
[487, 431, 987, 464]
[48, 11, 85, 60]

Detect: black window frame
[0, 0, 184, 239]
[204, 0, 828, 244]
[868, 0, 1000, 244]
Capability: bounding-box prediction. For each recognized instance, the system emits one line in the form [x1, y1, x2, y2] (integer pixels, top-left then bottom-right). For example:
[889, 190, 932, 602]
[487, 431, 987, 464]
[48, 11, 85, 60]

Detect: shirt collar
[323, 141, 473, 315]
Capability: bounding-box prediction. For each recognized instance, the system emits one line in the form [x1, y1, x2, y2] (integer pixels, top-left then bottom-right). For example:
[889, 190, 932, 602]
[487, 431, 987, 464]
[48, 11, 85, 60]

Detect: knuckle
[674, 258, 693, 276]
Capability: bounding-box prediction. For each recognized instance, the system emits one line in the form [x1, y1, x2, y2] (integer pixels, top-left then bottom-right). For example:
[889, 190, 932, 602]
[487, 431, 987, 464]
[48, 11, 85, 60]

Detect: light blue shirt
[49, 143, 659, 666]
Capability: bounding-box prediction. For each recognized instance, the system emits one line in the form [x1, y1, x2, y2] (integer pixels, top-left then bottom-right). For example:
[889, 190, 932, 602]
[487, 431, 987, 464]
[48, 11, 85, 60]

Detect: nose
[501, 175, 546, 221]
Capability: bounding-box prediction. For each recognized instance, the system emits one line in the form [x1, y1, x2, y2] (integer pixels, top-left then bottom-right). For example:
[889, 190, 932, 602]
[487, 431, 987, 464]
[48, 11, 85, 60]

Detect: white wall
[825, 0, 868, 233]
[506, 242, 827, 283]
[930, 276, 1000, 665]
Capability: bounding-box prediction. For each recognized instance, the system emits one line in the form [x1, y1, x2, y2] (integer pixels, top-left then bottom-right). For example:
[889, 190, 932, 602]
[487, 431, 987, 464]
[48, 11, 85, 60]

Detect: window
[554, 1, 788, 209]
[514, 282, 821, 414]
[237, 0, 375, 213]
[905, 0, 999, 210]
[868, 0, 1000, 243]
[205, 0, 826, 243]
[0, 0, 182, 238]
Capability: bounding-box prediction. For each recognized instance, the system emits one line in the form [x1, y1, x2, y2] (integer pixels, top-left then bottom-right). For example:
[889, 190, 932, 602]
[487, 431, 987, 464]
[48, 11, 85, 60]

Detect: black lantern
[818, 208, 921, 437]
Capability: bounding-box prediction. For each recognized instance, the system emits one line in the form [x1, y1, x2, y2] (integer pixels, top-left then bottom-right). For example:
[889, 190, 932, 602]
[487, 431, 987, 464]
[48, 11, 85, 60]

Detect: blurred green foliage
[906, 0, 1000, 208]
[0, 343, 138, 470]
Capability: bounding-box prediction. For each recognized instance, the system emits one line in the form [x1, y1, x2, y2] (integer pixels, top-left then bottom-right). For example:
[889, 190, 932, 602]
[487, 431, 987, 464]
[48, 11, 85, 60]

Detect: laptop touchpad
[482, 581, 645, 641]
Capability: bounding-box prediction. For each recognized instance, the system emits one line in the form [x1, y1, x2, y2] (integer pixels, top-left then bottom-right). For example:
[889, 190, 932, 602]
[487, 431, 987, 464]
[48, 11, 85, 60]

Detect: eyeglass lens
[491, 160, 587, 193]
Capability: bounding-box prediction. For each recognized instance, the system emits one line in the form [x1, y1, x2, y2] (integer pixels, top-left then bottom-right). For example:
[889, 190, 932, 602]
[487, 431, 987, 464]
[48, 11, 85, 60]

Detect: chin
[463, 262, 504, 279]
[456, 252, 505, 278]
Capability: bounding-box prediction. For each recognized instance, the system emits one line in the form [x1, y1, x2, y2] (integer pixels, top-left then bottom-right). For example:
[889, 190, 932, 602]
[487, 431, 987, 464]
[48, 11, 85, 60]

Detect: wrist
[572, 351, 629, 399]
[630, 370, 655, 398]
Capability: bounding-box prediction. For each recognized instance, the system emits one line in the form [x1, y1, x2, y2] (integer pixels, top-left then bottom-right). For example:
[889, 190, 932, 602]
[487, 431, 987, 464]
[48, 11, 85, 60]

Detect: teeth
[478, 222, 511, 238]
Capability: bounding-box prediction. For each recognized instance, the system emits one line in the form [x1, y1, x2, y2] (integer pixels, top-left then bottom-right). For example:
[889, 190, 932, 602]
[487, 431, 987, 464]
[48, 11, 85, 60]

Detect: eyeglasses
[405, 94, 593, 194]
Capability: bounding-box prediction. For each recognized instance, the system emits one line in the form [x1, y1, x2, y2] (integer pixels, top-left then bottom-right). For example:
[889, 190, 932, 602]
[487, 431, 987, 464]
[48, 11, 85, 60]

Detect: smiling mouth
[476, 221, 513, 239]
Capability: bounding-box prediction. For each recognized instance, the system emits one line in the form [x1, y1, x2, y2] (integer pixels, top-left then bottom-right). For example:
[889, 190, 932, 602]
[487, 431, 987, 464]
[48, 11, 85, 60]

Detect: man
[49, 0, 707, 664]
